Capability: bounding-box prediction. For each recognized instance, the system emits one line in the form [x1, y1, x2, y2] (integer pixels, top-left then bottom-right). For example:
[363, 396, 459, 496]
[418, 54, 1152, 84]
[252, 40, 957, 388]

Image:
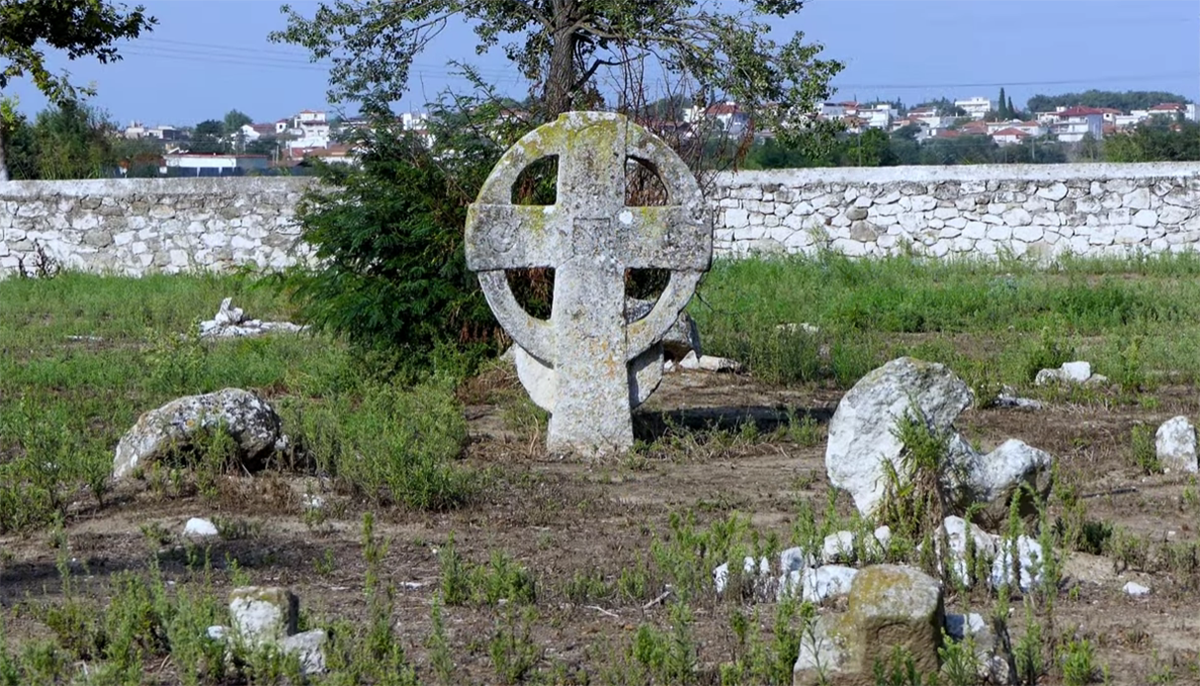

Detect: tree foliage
[223, 109, 253, 132]
[270, 0, 843, 132]
[0, 100, 120, 179]
[276, 96, 524, 370]
[0, 0, 154, 180]
[1104, 118, 1200, 163]
[1026, 90, 1191, 114]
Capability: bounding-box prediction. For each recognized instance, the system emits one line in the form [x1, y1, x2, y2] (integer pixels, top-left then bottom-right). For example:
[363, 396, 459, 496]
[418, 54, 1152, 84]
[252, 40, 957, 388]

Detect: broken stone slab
[944, 612, 1017, 685]
[777, 565, 858, 604]
[826, 357, 1055, 527]
[820, 529, 888, 565]
[958, 439, 1055, 529]
[229, 587, 299, 649]
[793, 565, 944, 686]
[713, 556, 771, 597]
[1034, 361, 1106, 386]
[280, 629, 329, 674]
[994, 387, 1043, 410]
[112, 388, 283, 481]
[199, 297, 308, 339]
[989, 535, 1044, 592]
[780, 546, 817, 574]
[1156, 416, 1198, 473]
[183, 517, 219, 537]
[678, 350, 744, 373]
[825, 357, 974, 517]
[938, 516, 998, 588]
[1122, 581, 1150, 597]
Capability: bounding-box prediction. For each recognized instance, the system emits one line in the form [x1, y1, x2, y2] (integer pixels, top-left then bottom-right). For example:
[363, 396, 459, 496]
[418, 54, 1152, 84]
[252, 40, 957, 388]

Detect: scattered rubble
[199, 297, 307, 339]
[678, 350, 745, 373]
[1122, 581, 1151, 597]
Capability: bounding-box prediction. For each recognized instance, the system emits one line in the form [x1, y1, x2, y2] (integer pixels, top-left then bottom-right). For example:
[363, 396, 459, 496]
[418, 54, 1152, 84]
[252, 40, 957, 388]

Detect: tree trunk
[544, 0, 579, 119]
[0, 123, 9, 182]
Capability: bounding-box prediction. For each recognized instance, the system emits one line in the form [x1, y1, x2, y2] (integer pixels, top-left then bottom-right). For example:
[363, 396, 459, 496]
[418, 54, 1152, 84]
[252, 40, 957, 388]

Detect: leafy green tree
[1027, 90, 1190, 114]
[998, 87, 1008, 119]
[223, 109, 253, 132]
[188, 118, 227, 153]
[269, 0, 844, 368]
[0, 97, 36, 178]
[1104, 118, 1200, 163]
[1007, 96, 1016, 118]
[0, 0, 154, 180]
[271, 0, 843, 130]
[30, 101, 117, 178]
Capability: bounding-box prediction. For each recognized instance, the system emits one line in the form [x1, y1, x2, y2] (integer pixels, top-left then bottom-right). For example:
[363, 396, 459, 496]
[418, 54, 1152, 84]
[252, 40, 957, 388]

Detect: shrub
[275, 102, 524, 377]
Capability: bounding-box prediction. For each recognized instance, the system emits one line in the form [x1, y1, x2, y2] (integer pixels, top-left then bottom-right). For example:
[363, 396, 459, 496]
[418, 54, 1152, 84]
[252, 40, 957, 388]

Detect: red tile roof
[1150, 102, 1184, 111]
[991, 127, 1030, 137]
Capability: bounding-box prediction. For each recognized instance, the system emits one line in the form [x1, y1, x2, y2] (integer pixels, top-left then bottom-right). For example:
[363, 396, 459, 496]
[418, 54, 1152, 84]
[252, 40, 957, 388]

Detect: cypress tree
[998, 87, 1008, 118]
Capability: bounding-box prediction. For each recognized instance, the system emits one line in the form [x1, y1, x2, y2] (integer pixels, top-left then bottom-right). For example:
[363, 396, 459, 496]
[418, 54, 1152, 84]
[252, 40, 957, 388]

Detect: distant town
[107, 94, 1199, 177]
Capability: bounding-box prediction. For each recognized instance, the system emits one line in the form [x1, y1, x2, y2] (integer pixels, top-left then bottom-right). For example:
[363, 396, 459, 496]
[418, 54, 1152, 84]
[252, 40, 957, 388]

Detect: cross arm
[465, 203, 564, 270]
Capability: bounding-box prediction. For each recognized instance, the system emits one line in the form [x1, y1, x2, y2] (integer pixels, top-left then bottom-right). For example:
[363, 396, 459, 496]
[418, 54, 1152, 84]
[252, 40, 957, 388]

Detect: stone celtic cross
[465, 112, 712, 455]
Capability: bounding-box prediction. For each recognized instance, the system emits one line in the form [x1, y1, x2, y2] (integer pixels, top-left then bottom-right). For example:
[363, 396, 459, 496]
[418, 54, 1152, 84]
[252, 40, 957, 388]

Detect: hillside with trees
[1026, 90, 1191, 113]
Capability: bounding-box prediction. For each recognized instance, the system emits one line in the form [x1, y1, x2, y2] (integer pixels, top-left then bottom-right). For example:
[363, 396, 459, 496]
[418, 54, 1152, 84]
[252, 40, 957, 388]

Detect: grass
[692, 251, 1200, 391]
[5, 256, 1200, 683]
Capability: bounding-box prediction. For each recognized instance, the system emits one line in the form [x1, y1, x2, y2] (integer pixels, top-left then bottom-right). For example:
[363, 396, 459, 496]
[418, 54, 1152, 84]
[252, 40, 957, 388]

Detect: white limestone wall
[0, 177, 314, 276]
[710, 162, 1200, 260]
[1, 163, 1199, 277]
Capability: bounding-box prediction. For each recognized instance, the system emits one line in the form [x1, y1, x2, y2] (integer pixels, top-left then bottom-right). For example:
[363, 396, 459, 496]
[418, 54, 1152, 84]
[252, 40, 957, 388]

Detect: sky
[6, 0, 1199, 127]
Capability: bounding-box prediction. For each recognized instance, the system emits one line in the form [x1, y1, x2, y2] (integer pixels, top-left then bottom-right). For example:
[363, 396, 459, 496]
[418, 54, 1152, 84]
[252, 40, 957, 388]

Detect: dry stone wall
[1, 163, 1199, 277]
[711, 162, 1200, 260]
[0, 178, 313, 276]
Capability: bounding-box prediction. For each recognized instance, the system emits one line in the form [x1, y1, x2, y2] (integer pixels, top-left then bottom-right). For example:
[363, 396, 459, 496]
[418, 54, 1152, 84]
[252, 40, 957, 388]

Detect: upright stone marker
[465, 112, 712, 455]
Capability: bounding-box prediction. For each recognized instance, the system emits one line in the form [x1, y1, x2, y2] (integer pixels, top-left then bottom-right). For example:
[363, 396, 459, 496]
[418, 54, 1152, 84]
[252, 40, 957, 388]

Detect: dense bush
[276, 99, 560, 377]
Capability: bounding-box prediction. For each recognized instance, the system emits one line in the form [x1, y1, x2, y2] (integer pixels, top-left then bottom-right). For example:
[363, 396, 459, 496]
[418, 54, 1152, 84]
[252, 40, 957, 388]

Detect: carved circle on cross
[465, 111, 713, 366]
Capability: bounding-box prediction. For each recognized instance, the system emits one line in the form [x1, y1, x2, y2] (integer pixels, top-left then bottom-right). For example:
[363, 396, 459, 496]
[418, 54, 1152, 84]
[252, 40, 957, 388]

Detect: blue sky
[6, 0, 1199, 126]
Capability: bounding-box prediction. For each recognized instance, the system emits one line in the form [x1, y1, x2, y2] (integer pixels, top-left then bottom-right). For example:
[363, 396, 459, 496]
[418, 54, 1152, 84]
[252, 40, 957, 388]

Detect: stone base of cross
[465, 112, 713, 455]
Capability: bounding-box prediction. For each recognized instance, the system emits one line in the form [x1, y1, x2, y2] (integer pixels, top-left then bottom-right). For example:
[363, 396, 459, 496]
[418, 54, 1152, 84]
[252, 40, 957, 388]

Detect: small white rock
[780, 546, 816, 573]
[184, 517, 219, 537]
[1122, 581, 1150, 597]
[990, 535, 1044, 592]
[777, 565, 858, 603]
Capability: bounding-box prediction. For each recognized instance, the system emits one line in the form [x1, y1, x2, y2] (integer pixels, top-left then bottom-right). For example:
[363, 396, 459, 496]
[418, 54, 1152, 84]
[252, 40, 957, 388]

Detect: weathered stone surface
[1034, 360, 1096, 386]
[938, 516, 998, 587]
[112, 388, 283, 480]
[825, 357, 973, 517]
[990, 535, 1044, 591]
[678, 351, 745, 373]
[464, 112, 712, 455]
[959, 439, 1055, 528]
[229, 587, 298, 648]
[944, 612, 1017, 684]
[626, 298, 701, 360]
[793, 565, 944, 686]
[777, 565, 859, 603]
[1156, 416, 1198, 473]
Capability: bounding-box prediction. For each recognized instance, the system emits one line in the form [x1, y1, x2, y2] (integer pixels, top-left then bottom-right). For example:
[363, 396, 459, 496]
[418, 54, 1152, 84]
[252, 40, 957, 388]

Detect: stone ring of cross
[465, 111, 712, 454]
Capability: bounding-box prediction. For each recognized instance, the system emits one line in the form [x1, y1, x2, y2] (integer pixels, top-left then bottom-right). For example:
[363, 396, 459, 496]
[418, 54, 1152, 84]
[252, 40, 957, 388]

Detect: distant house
[991, 127, 1031, 146]
[239, 123, 278, 142]
[301, 144, 359, 166]
[1048, 106, 1105, 142]
[954, 96, 994, 120]
[1147, 102, 1186, 120]
[684, 101, 750, 133]
[163, 153, 270, 177]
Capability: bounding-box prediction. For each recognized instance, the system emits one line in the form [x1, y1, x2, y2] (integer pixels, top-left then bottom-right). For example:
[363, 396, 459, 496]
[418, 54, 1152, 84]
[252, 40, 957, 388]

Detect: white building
[954, 96, 994, 120]
[163, 153, 270, 176]
[1048, 107, 1105, 142]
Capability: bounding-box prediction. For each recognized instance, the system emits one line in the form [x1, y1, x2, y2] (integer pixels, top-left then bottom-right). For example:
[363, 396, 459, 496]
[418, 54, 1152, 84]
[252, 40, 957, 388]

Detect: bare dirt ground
[3, 367, 1200, 684]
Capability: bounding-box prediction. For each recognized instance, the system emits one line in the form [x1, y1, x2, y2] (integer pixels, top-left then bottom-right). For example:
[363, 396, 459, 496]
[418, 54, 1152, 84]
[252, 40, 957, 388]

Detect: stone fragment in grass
[183, 517, 219, 537]
[1155, 416, 1198, 473]
[199, 297, 307, 339]
[714, 556, 770, 596]
[938, 516, 998, 587]
[825, 357, 1055, 527]
[229, 586, 298, 649]
[780, 546, 817, 573]
[280, 629, 329, 674]
[777, 565, 858, 603]
[112, 388, 283, 481]
[1034, 360, 1105, 386]
[825, 357, 973, 517]
[1122, 581, 1150, 597]
[944, 612, 1017, 684]
[678, 351, 744, 373]
[820, 529, 887, 565]
[989, 535, 1044, 592]
[626, 297, 701, 361]
[792, 565, 944, 686]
